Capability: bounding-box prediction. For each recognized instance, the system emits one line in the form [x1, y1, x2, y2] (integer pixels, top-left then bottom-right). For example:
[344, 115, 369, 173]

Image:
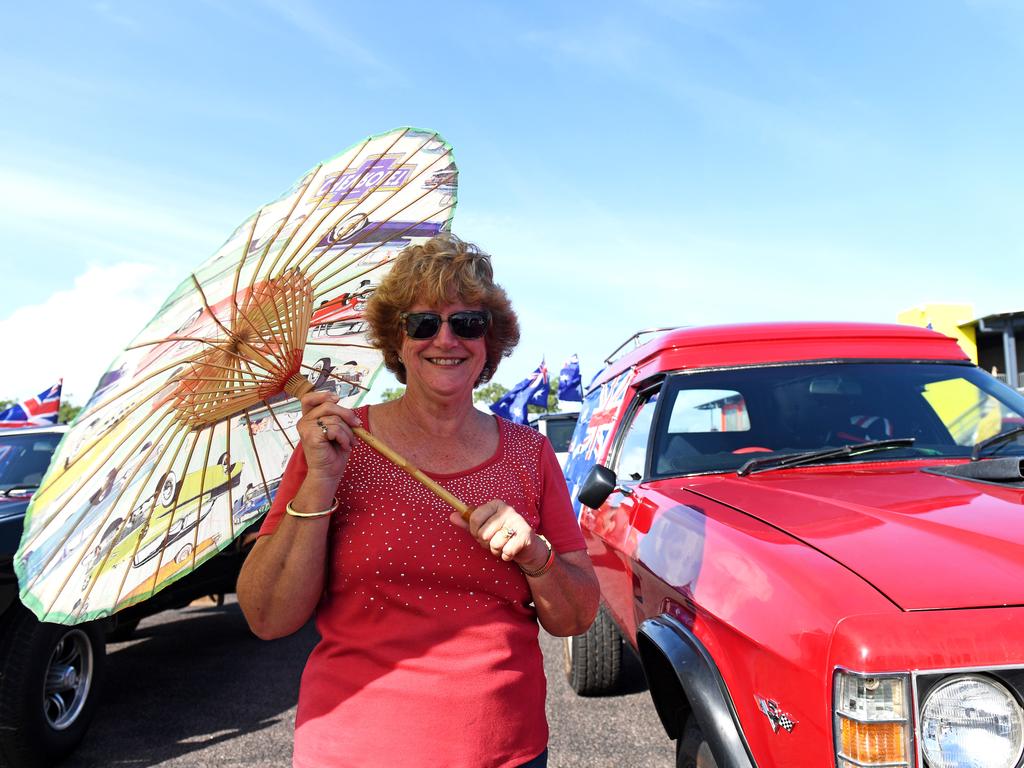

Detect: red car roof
[595, 322, 970, 388]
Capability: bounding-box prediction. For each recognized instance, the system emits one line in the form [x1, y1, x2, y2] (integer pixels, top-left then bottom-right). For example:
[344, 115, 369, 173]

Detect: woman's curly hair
[364, 233, 520, 386]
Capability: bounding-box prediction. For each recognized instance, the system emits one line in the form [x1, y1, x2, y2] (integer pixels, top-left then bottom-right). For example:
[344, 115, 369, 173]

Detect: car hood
[680, 463, 1024, 611]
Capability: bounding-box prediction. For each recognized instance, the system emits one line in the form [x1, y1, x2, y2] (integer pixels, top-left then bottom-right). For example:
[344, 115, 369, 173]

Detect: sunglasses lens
[402, 311, 489, 339]
[449, 312, 489, 339]
[405, 313, 441, 339]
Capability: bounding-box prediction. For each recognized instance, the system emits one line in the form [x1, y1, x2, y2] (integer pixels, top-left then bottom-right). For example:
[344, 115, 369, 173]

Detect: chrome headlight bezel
[915, 670, 1024, 768]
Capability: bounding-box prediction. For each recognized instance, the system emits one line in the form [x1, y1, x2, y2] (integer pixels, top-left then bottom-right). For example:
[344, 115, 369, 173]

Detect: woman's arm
[236, 483, 335, 639]
[518, 542, 599, 637]
[452, 501, 600, 637]
[236, 391, 361, 639]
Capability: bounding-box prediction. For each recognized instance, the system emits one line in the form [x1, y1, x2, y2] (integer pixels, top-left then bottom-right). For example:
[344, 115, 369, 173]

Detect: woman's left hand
[450, 500, 548, 568]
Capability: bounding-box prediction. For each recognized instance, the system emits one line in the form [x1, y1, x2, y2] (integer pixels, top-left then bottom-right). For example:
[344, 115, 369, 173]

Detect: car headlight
[920, 674, 1024, 768]
[834, 670, 912, 767]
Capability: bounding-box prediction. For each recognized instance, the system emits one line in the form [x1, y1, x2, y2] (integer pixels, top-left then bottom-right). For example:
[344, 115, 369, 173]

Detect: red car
[563, 322, 1024, 768]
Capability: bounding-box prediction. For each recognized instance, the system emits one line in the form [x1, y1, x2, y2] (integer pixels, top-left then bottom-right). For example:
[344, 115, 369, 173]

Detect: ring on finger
[316, 417, 329, 438]
[502, 526, 516, 540]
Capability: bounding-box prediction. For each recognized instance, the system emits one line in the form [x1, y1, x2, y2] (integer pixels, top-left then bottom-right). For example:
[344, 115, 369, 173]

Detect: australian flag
[490, 361, 549, 425]
[0, 380, 62, 429]
[557, 354, 583, 402]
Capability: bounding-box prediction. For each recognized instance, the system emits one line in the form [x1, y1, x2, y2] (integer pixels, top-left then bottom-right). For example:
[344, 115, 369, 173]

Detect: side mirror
[578, 464, 618, 510]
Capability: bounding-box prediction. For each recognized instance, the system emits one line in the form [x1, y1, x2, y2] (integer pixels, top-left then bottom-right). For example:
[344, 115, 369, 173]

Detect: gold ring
[503, 526, 516, 540]
[316, 417, 328, 437]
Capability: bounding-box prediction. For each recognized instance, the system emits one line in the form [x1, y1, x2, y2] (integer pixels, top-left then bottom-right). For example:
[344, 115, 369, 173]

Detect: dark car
[0, 425, 263, 768]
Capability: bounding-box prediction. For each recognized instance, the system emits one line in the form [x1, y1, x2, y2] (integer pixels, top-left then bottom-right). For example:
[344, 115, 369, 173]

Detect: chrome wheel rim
[44, 629, 93, 730]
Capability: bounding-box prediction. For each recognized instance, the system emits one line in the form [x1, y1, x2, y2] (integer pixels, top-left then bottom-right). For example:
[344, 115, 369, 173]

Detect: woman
[237, 234, 600, 768]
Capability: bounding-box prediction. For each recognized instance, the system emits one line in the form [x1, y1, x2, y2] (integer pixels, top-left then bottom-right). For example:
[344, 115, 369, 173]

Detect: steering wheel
[732, 446, 773, 454]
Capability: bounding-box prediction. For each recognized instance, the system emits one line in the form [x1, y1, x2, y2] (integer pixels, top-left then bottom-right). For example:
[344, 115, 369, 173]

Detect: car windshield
[0, 431, 62, 492]
[649, 361, 1024, 477]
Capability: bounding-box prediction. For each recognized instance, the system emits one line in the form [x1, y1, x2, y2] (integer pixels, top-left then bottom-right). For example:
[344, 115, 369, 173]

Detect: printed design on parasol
[17, 127, 463, 624]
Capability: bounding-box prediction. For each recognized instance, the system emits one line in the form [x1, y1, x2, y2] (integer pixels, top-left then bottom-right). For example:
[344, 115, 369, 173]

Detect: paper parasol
[16, 127, 470, 624]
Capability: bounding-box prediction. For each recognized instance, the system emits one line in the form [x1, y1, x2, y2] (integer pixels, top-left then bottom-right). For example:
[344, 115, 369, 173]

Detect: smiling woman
[236, 233, 599, 768]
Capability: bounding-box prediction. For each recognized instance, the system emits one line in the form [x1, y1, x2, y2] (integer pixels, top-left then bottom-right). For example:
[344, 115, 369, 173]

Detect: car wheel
[0, 604, 105, 768]
[676, 716, 718, 768]
[156, 471, 178, 508]
[563, 603, 626, 696]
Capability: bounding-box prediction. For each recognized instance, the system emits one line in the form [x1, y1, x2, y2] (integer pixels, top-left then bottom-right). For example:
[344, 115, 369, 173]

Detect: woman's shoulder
[498, 417, 546, 452]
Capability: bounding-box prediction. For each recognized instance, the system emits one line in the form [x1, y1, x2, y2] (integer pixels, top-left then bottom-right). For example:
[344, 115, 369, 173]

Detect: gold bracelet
[285, 498, 338, 519]
[518, 535, 555, 578]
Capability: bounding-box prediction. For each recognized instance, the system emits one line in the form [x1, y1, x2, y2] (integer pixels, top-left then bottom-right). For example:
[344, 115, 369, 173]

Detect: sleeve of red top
[257, 446, 309, 538]
[536, 438, 587, 554]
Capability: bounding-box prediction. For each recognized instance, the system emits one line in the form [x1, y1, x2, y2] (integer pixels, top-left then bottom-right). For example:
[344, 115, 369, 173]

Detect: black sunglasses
[400, 310, 490, 340]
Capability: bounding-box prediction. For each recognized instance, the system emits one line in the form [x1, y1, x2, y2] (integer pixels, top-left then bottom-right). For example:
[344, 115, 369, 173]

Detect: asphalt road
[64, 598, 674, 768]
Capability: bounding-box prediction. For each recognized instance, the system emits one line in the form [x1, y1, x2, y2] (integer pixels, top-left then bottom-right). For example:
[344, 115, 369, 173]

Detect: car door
[585, 383, 660, 640]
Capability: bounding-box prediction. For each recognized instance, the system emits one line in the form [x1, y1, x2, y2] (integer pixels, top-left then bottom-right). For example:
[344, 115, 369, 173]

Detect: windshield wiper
[736, 438, 916, 477]
[971, 425, 1024, 461]
[2, 485, 38, 498]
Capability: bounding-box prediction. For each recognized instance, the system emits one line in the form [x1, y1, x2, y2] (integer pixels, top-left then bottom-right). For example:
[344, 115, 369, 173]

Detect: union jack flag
[0, 380, 62, 429]
[562, 368, 634, 517]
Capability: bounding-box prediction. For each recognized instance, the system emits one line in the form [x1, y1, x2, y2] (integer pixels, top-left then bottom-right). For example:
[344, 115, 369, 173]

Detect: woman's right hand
[297, 391, 362, 487]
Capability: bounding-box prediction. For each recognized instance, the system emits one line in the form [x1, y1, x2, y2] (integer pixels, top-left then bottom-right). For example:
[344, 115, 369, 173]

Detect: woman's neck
[394, 384, 483, 439]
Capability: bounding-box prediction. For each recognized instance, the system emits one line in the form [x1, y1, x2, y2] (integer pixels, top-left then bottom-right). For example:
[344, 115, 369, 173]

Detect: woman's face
[400, 300, 487, 401]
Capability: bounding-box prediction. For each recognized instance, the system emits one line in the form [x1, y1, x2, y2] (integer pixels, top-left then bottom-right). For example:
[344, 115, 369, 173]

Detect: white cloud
[0, 262, 176, 405]
[0, 167, 225, 248]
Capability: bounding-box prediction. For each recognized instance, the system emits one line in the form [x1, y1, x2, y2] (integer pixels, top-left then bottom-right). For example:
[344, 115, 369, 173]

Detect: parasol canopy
[17, 127, 459, 624]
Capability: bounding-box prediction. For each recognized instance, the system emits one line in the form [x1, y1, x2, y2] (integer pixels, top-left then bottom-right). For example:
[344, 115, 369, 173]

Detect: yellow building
[899, 304, 1023, 390]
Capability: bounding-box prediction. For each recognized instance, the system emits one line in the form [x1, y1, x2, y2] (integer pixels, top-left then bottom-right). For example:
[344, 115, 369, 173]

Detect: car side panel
[603, 486, 897, 767]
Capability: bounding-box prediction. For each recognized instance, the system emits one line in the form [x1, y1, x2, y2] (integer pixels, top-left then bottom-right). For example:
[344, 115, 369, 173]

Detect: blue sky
[2, 0, 1023, 404]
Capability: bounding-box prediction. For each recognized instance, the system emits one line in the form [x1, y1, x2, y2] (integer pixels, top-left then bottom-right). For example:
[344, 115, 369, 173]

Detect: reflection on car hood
[681, 462, 1024, 611]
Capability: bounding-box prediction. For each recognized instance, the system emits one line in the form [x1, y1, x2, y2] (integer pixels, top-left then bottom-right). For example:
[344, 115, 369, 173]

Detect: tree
[472, 382, 508, 406]
[59, 402, 82, 424]
[380, 387, 405, 402]
[472, 379, 561, 416]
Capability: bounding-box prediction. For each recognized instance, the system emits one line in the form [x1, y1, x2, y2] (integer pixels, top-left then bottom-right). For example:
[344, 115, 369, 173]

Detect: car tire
[563, 603, 626, 696]
[0, 604, 105, 768]
[676, 716, 718, 768]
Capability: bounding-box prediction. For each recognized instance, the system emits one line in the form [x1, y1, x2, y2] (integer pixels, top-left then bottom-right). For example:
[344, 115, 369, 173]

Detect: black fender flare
[637, 614, 757, 768]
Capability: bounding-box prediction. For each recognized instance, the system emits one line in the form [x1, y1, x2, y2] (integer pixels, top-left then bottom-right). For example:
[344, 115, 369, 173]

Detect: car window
[545, 419, 577, 453]
[613, 392, 658, 482]
[0, 432, 62, 490]
[650, 362, 1024, 476]
[667, 389, 750, 433]
[921, 376, 1024, 447]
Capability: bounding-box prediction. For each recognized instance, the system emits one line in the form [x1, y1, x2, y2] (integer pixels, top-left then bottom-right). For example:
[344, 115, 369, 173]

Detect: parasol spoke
[311, 198, 456, 294]
[297, 144, 454, 284]
[292, 138, 450, 278]
[241, 410, 274, 526]
[262, 399, 298, 452]
[243, 161, 326, 295]
[297, 363, 371, 394]
[100, 428, 202, 618]
[32, 412, 182, 620]
[104, 426, 194, 615]
[23, 409, 179, 588]
[268, 129, 415, 280]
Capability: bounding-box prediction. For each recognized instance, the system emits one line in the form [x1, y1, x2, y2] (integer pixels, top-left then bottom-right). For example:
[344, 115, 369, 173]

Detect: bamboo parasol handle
[352, 426, 472, 521]
[284, 374, 472, 521]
